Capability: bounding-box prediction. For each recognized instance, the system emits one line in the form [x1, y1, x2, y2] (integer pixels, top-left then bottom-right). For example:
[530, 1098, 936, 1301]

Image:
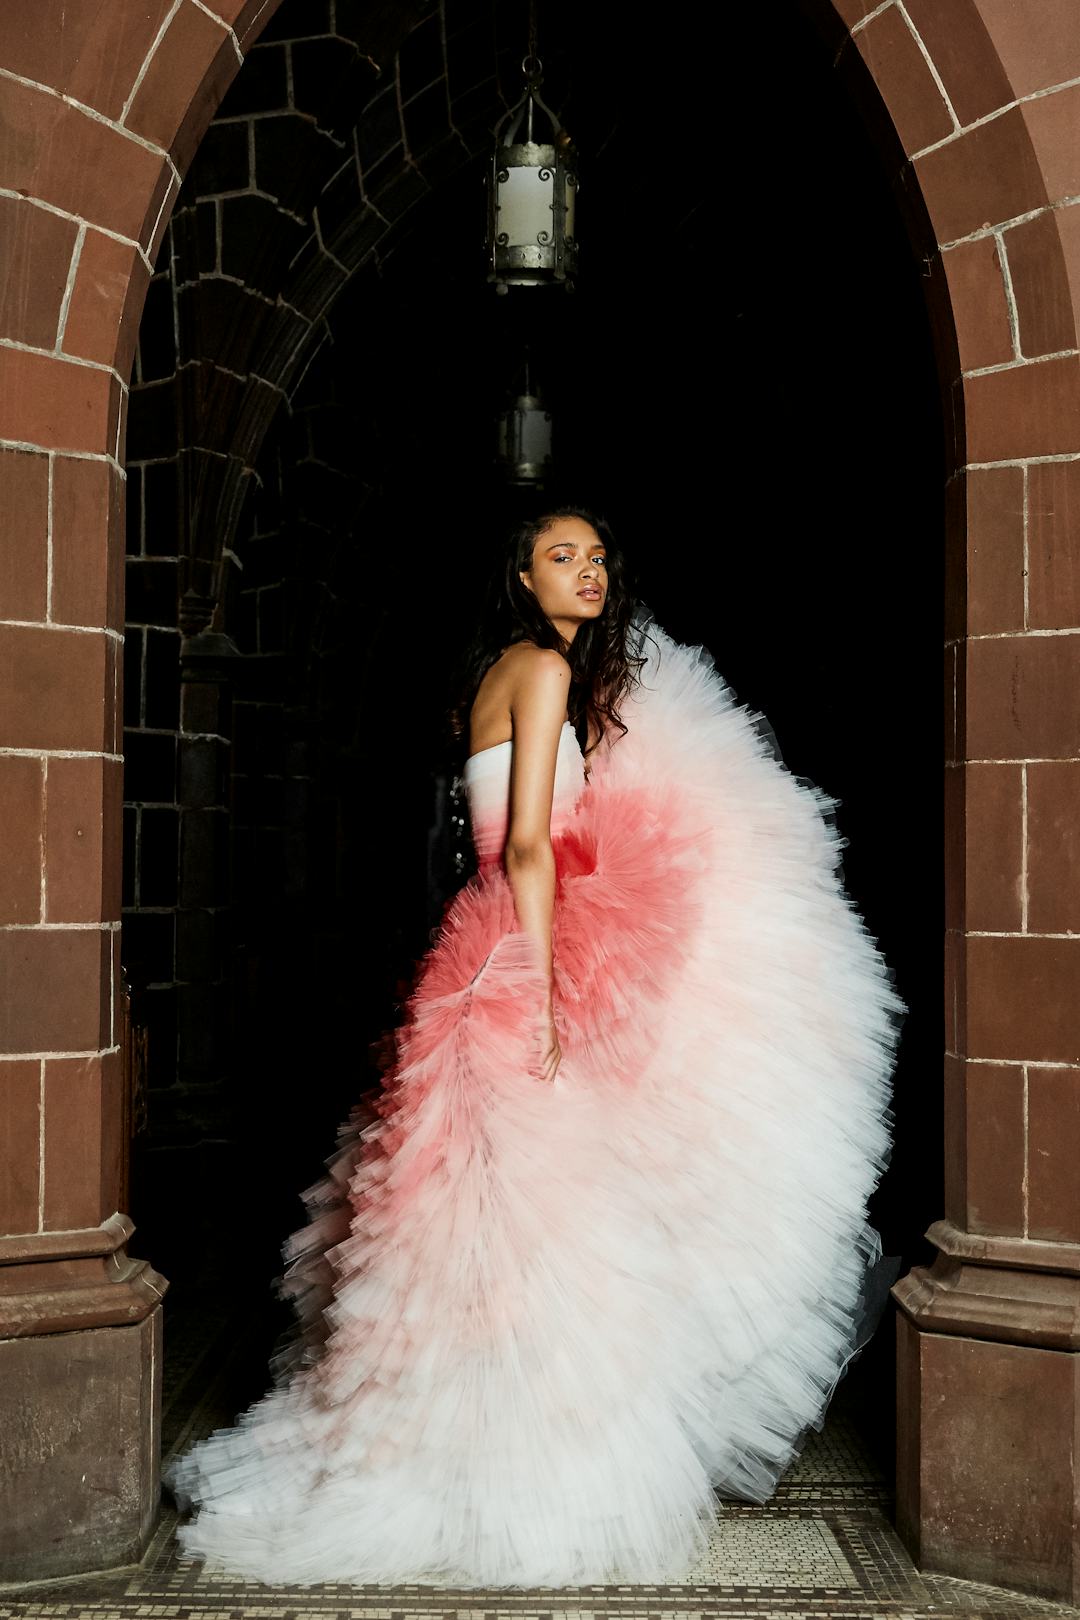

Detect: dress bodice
[464, 720, 587, 864]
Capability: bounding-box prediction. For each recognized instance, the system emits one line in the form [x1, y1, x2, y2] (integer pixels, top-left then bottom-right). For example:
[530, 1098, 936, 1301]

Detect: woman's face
[520, 517, 608, 639]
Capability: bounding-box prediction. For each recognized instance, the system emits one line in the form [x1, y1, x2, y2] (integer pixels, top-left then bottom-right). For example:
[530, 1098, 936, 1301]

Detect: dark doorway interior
[124, 0, 941, 1484]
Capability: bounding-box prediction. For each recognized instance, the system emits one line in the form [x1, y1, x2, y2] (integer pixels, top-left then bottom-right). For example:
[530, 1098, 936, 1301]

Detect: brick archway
[802, 0, 1080, 1601]
[1, 0, 1079, 1596]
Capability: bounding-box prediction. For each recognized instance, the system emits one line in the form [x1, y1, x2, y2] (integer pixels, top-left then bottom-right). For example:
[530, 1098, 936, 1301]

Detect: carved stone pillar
[0, 1217, 166, 1582]
[894, 1223, 1080, 1602]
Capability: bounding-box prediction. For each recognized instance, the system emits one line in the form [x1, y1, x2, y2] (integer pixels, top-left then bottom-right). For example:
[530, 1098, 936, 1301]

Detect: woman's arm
[504, 647, 570, 1083]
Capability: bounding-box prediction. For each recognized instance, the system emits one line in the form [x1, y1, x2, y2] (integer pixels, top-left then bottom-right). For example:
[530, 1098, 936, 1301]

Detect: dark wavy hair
[447, 505, 656, 766]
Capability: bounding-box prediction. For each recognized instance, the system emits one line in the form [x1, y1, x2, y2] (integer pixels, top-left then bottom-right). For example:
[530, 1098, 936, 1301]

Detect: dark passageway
[119, 0, 939, 1492]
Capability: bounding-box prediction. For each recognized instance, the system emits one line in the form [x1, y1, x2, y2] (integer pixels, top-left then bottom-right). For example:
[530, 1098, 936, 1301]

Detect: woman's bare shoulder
[507, 644, 570, 710]
[504, 641, 571, 680]
[481, 640, 566, 697]
[470, 642, 570, 749]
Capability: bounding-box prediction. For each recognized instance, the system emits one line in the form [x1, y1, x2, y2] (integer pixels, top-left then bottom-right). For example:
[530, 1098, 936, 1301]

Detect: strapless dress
[464, 719, 587, 868]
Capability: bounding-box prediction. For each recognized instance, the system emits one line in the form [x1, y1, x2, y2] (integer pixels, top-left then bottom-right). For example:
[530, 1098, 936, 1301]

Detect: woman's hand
[536, 1003, 562, 1085]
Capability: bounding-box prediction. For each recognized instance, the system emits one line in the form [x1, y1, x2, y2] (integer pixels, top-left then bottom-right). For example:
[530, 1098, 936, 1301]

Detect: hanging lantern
[495, 359, 553, 484]
[486, 57, 578, 294]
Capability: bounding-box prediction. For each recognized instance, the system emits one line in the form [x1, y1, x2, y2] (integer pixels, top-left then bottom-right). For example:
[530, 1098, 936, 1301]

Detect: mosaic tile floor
[3, 1285, 1079, 1620]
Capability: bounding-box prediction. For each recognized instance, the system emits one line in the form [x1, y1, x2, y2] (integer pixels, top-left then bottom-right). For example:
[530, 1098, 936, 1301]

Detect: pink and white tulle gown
[164, 619, 905, 1588]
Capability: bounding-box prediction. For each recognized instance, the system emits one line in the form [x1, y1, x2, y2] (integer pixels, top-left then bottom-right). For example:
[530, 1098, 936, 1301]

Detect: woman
[166, 506, 905, 1589]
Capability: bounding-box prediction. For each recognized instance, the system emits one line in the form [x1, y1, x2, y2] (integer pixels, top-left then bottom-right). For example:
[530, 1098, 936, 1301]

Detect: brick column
[817, 0, 1080, 1601]
[0, 0, 278, 1580]
[0, 342, 170, 1589]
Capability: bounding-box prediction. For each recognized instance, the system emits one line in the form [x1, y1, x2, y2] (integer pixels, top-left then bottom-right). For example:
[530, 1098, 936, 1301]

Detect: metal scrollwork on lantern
[487, 57, 578, 294]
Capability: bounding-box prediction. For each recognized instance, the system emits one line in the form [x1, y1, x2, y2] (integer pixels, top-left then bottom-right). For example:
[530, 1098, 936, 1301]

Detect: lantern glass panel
[519, 404, 552, 464]
[564, 174, 577, 241]
[498, 164, 555, 248]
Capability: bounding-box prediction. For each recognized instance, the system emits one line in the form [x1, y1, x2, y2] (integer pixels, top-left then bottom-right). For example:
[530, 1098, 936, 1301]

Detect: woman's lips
[578, 589, 602, 599]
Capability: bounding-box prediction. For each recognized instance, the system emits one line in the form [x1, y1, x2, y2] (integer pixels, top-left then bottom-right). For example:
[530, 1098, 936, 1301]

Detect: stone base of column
[893, 1218, 1080, 1604]
[0, 1215, 167, 1584]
